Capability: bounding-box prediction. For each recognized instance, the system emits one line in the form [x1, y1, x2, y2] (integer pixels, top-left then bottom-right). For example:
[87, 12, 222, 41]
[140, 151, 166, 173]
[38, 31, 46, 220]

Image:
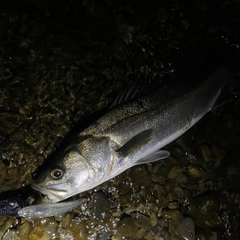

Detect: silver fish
[18, 198, 85, 219]
[32, 67, 228, 203]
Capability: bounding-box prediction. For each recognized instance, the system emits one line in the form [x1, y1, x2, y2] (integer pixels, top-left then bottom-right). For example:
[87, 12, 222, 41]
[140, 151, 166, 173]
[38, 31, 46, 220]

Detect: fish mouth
[31, 183, 71, 203]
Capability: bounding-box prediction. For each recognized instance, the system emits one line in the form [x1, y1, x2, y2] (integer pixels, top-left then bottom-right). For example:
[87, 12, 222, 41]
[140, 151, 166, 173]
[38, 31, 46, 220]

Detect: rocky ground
[0, 0, 240, 239]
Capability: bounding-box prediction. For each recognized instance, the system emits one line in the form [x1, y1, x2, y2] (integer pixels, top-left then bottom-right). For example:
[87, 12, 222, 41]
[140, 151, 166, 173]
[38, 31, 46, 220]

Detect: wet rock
[150, 212, 158, 227]
[145, 231, 154, 240]
[92, 191, 111, 222]
[136, 227, 145, 238]
[154, 185, 168, 206]
[119, 194, 131, 207]
[145, 203, 159, 213]
[0, 160, 7, 179]
[187, 165, 203, 178]
[130, 165, 152, 188]
[27, 223, 46, 239]
[176, 172, 188, 183]
[61, 219, 88, 240]
[204, 212, 222, 227]
[0, 217, 14, 239]
[211, 144, 223, 158]
[25, 219, 58, 239]
[60, 212, 73, 229]
[18, 220, 34, 239]
[186, 195, 222, 228]
[168, 165, 183, 179]
[200, 200, 222, 227]
[2, 229, 20, 240]
[162, 209, 183, 225]
[152, 174, 166, 185]
[118, 181, 132, 195]
[44, 220, 58, 239]
[131, 212, 151, 228]
[96, 228, 110, 240]
[115, 217, 138, 238]
[176, 217, 196, 240]
[165, 179, 177, 194]
[196, 229, 207, 240]
[209, 231, 218, 240]
[158, 217, 169, 228]
[152, 161, 163, 174]
[174, 147, 185, 157]
[169, 223, 178, 238]
[170, 186, 186, 202]
[168, 201, 179, 210]
[200, 144, 212, 162]
[152, 224, 171, 239]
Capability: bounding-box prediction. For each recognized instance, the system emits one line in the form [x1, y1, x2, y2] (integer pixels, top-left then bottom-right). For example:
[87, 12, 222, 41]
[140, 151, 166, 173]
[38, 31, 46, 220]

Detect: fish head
[31, 136, 112, 203]
[32, 149, 97, 203]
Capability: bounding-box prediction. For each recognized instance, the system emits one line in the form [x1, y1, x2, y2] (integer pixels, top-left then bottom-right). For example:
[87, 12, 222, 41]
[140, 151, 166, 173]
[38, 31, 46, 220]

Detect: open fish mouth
[31, 183, 70, 203]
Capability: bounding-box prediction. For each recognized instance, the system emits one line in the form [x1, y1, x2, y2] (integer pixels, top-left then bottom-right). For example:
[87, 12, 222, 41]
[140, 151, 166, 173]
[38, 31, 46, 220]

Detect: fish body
[32, 67, 228, 203]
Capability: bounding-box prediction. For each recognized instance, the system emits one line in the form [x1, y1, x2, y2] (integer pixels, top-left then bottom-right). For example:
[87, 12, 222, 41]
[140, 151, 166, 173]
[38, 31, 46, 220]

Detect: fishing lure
[18, 198, 85, 219]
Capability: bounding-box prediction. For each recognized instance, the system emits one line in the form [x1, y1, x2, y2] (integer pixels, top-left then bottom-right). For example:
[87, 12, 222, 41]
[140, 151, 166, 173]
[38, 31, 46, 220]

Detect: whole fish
[32, 67, 228, 203]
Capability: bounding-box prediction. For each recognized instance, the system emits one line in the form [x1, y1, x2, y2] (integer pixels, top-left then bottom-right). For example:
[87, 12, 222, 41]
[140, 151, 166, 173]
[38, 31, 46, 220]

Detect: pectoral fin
[117, 129, 153, 158]
[135, 149, 170, 165]
[115, 130, 169, 169]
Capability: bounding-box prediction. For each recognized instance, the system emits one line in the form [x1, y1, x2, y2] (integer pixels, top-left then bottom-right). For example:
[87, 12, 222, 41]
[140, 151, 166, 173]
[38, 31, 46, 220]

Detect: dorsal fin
[109, 75, 171, 108]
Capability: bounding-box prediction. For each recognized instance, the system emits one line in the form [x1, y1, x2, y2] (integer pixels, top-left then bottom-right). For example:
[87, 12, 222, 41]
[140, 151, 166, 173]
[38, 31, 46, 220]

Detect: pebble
[145, 231, 153, 240]
[61, 212, 73, 229]
[92, 191, 111, 222]
[211, 144, 223, 157]
[200, 144, 212, 162]
[174, 147, 185, 157]
[136, 227, 145, 239]
[176, 172, 188, 183]
[168, 201, 179, 210]
[19, 220, 34, 239]
[150, 212, 158, 226]
[2, 229, 20, 240]
[187, 165, 203, 178]
[130, 165, 152, 187]
[115, 217, 138, 238]
[162, 209, 183, 225]
[168, 165, 183, 179]
[176, 217, 196, 240]
[154, 185, 168, 206]
[131, 212, 151, 228]
[0, 218, 15, 239]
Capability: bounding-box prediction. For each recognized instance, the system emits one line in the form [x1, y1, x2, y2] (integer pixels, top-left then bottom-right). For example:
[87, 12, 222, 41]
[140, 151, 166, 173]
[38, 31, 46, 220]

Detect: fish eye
[50, 168, 64, 179]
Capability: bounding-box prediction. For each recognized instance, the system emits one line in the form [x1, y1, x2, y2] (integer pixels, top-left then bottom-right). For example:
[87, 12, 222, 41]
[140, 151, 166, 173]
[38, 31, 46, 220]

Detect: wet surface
[0, 0, 240, 239]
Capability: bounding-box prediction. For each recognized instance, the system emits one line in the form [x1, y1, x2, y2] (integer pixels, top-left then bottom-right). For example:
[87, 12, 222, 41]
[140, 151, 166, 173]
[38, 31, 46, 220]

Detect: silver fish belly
[32, 67, 228, 203]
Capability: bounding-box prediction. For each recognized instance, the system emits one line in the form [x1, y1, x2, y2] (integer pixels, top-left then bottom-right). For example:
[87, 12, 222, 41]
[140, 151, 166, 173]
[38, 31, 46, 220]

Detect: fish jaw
[31, 182, 72, 203]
